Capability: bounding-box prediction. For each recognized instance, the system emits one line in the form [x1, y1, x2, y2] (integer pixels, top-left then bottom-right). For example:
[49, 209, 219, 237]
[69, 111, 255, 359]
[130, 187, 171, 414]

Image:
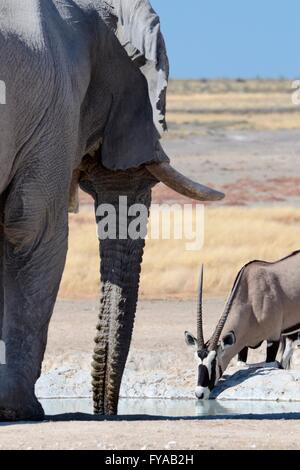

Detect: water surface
[40, 398, 300, 417]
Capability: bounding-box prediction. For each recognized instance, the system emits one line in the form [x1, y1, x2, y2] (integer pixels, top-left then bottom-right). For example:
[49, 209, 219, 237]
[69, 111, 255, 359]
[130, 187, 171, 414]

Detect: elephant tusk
[146, 162, 225, 202]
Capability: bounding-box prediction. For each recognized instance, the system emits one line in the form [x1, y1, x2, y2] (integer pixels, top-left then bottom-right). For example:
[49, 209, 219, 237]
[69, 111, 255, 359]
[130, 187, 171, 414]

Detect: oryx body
[185, 251, 300, 399]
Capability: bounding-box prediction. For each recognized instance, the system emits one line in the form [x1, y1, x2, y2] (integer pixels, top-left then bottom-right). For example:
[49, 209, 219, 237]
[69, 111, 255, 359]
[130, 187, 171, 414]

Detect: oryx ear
[220, 331, 236, 351]
[185, 331, 197, 348]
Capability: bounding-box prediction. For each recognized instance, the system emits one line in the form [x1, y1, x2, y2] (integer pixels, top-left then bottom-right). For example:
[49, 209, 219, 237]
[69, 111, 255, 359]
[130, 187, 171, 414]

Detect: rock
[37, 366, 91, 398]
[211, 363, 300, 401]
[36, 353, 300, 402]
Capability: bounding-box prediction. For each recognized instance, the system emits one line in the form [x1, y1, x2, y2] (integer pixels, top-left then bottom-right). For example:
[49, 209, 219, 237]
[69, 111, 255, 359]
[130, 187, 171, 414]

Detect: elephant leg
[0, 161, 69, 421]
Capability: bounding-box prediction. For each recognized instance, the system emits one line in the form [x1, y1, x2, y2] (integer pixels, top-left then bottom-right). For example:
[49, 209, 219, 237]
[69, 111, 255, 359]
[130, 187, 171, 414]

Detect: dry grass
[166, 79, 300, 132]
[167, 92, 292, 111]
[168, 79, 293, 95]
[59, 207, 300, 300]
[167, 112, 300, 131]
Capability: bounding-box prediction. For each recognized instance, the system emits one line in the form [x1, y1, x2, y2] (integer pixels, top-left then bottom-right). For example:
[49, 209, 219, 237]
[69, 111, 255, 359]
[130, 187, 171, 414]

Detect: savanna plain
[1, 80, 300, 450]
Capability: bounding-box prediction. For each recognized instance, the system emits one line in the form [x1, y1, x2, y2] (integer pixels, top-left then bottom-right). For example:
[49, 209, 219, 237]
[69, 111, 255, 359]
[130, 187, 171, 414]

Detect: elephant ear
[113, 0, 169, 135]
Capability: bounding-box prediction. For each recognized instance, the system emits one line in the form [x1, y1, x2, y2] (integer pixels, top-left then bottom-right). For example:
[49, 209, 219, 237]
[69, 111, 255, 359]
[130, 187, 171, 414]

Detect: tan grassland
[60, 207, 300, 299]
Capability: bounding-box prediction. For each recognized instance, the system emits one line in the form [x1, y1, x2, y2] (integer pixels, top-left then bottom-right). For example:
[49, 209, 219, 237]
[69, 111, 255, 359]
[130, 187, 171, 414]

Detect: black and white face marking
[194, 349, 219, 399]
[184, 331, 221, 399]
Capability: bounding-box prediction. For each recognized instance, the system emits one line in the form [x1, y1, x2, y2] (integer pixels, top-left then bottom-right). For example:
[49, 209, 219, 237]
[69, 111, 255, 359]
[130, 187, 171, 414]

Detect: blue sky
[151, 0, 299, 79]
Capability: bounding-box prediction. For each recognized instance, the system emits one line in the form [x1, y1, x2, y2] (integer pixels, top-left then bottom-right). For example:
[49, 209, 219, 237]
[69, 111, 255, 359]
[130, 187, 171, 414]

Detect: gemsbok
[185, 252, 300, 399]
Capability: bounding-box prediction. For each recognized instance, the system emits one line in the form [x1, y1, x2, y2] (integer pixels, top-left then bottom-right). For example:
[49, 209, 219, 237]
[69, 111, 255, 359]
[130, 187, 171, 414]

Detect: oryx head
[185, 266, 242, 399]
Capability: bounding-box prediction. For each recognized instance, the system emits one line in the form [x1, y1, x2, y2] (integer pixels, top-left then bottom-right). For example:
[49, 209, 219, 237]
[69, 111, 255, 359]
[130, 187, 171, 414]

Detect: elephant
[0, 0, 224, 420]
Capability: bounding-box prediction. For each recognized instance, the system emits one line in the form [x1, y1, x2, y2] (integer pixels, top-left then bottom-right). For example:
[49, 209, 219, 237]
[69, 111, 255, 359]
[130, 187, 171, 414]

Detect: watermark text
[96, 198, 205, 252]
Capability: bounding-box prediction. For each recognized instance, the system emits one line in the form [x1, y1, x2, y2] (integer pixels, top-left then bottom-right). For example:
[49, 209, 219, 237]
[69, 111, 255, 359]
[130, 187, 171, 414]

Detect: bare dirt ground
[1, 419, 299, 450]
[159, 129, 300, 207]
[1, 299, 300, 450]
[159, 80, 300, 207]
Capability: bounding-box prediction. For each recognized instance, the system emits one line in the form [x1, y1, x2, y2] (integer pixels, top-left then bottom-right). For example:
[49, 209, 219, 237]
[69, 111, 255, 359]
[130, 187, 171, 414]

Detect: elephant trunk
[83, 166, 155, 415]
[92, 236, 146, 415]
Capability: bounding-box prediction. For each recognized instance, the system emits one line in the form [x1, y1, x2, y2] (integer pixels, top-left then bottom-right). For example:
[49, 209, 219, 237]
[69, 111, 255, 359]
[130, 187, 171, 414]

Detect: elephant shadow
[45, 410, 300, 422]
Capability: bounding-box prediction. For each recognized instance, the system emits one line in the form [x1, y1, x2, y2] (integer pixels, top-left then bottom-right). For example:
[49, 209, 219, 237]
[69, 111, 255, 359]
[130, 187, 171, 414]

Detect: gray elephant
[0, 0, 223, 420]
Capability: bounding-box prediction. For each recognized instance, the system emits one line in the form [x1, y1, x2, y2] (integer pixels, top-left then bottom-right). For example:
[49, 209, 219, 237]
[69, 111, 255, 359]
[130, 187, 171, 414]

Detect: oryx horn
[208, 267, 245, 351]
[197, 265, 205, 349]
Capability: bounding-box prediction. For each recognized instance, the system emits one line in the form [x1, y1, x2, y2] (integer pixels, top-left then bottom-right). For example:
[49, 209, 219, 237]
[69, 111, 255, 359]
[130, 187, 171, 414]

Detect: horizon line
[169, 76, 299, 81]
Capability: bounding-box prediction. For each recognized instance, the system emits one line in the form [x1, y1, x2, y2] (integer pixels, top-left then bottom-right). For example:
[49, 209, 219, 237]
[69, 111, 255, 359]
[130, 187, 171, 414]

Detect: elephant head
[77, 0, 224, 415]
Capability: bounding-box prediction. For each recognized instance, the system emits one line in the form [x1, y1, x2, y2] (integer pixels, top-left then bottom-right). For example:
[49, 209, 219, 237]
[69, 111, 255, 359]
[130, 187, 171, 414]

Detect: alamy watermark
[96, 197, 205, 251]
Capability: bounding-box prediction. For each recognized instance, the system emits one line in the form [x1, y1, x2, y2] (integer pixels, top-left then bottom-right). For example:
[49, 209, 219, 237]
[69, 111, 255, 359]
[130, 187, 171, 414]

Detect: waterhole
[40, 398, 300, 417]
